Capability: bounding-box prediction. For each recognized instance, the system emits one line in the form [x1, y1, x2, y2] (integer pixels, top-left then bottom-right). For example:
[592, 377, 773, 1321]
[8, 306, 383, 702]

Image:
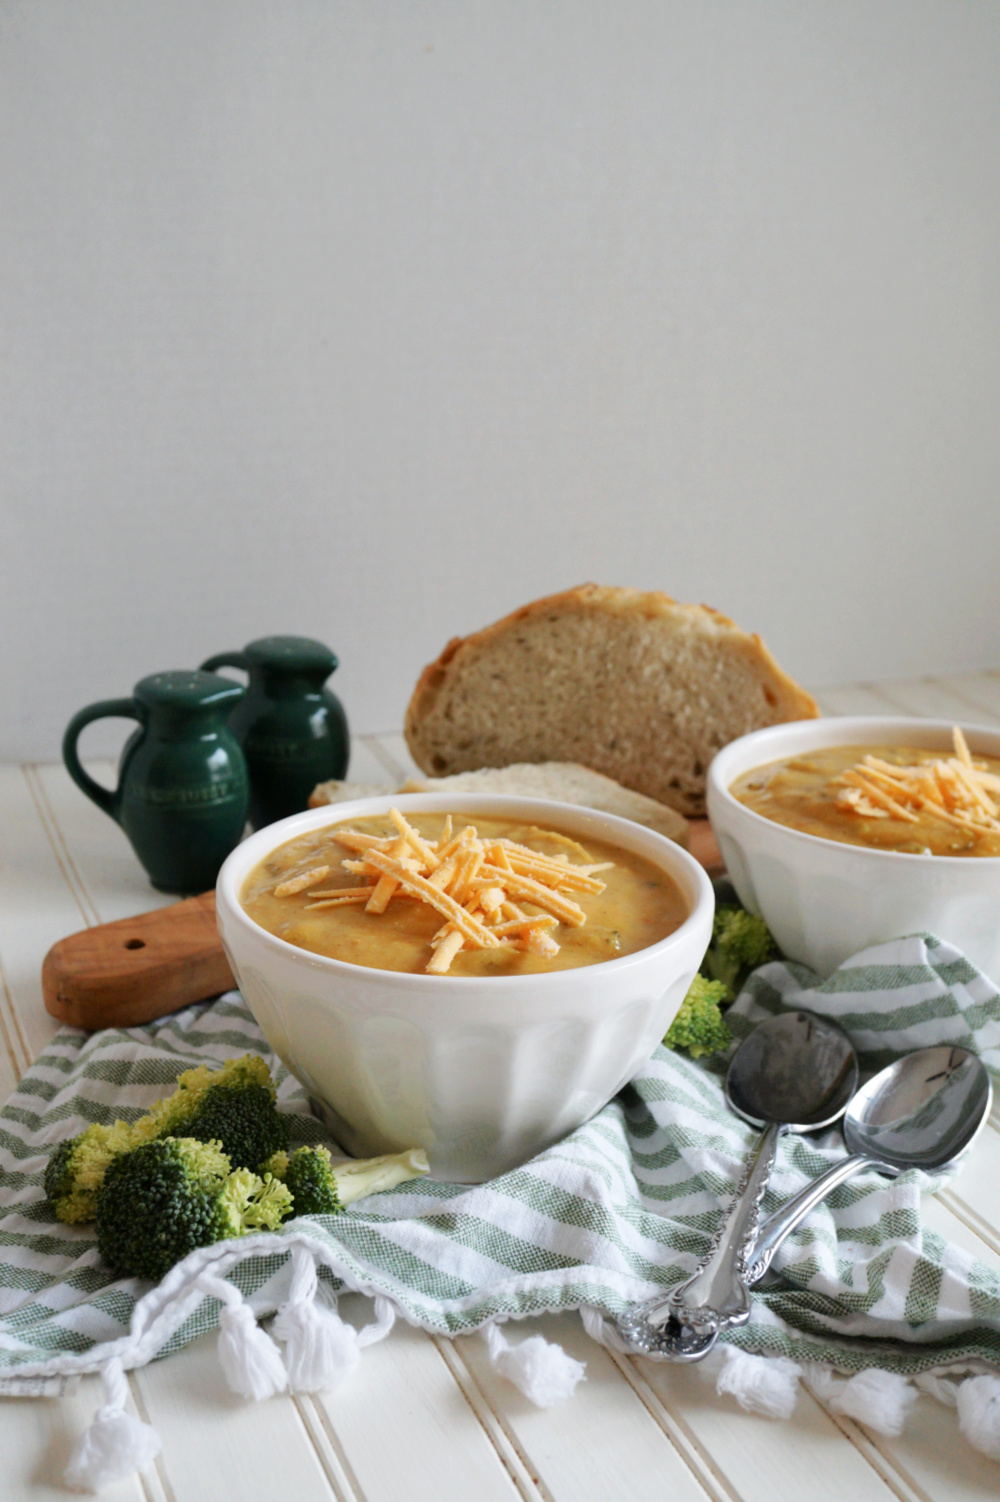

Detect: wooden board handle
[687, 819, 723, 878]
[42, 891, 234, 1031]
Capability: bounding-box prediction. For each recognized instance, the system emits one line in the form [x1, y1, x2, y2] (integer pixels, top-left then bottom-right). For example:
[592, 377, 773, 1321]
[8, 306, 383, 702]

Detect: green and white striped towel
[3, 932, 1000, 1475]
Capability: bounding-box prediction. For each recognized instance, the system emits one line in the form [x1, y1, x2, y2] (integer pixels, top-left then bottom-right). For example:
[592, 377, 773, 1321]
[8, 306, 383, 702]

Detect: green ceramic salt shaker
[200, 636, 349, 828]
[62, 671, 250, 894]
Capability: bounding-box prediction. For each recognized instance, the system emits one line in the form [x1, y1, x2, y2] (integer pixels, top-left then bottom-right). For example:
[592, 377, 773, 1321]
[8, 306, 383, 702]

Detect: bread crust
[404, 584, 818, 816]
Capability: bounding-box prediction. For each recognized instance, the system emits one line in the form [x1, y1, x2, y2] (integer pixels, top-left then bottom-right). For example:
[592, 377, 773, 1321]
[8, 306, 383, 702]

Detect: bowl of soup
[707, 717, 1000, 985]
[216, 793, 713, 1182]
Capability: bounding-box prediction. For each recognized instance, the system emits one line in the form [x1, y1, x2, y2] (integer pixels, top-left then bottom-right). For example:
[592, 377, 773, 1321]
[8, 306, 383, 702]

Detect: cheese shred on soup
[241, 811, 688, 976]
[731, 731, 1000, 857]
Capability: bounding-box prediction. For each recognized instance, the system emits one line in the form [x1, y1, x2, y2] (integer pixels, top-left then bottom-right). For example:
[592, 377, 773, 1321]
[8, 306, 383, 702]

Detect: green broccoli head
[280, 1146, 343, 1216]
[43, 1055, 285, 1225]
[218, 1167, 295, 1234]
[95, 1137, 293, 1281]
[663, 974, 732, 1059]
[44, 1118, 157, 1224]
[145, 1054, 274, 1135]
[147, 1054, 289, 1170]
[713, 906, 776, 967]
[701, 905, 776, 999]
[175, 1082, 289, 1171]
[263, 1145, 431, 1218]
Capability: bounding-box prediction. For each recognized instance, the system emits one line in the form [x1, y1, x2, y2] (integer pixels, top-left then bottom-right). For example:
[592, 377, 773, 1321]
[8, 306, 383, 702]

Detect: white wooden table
[5, 673, 1000, 1501]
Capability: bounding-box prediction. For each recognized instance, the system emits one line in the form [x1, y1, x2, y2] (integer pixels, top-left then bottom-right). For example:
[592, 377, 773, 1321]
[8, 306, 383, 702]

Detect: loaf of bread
[309, 761, 689, 846]
[403, 585, 818, 817]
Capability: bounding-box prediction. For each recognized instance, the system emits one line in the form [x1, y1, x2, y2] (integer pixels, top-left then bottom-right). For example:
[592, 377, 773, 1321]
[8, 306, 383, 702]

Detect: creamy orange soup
[241, 813, 688, 975]
[731, 744, 1000, 857]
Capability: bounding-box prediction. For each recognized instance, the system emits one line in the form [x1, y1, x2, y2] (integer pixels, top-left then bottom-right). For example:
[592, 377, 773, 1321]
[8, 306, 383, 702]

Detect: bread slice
[404, 584, 818, 817]
[307, 782, 391, 808]
[309, 762, 689, 846]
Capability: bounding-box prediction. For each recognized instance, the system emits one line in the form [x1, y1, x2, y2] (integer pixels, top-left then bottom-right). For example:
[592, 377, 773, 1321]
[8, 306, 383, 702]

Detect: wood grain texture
[687, 819, 723, 876]
[41, 890, 234, 1030]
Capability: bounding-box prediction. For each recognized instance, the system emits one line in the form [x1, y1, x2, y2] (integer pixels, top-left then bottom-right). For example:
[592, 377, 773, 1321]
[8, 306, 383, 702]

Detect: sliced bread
[308, 761, 688, 845]
[307, 782, 390, 808]
[403, 584, 818, 817]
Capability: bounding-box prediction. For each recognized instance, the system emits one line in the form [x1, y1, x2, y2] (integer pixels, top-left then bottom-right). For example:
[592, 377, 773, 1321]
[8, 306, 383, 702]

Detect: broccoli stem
[332, 1148, 430, 1206]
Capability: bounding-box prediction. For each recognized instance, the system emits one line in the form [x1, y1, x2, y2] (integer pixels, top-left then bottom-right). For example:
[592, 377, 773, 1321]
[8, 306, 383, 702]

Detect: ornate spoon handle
[618, 1121, 783, 1353]
[746, 1153, 899, 1282]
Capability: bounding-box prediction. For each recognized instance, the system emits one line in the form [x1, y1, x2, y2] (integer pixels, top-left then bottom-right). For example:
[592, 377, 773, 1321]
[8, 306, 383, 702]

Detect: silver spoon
[746, 1043, 992, 1282]
[619, 1009, 859, 1359]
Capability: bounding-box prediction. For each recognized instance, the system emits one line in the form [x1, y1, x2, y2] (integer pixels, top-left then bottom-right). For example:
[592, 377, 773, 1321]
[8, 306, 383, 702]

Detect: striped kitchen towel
[3, 933, 1000, 1482]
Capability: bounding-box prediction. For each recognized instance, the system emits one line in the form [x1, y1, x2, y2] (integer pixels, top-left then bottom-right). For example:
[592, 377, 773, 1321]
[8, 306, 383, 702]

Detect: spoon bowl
[845, 1046, 992, 1171]
[748, 1044, 993, 1282]
[726, 1009, 859, 1130]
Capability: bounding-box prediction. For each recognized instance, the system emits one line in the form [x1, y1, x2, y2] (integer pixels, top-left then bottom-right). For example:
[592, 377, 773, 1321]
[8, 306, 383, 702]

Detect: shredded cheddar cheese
[834, 729, 1000, 838]
[273, 866, 331, 897]
[273, 808, 612, 974]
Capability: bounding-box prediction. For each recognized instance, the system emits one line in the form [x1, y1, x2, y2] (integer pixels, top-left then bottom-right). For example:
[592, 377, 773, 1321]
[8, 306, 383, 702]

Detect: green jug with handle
[62, 671, 250, 894]
[200, 636, 349, 828]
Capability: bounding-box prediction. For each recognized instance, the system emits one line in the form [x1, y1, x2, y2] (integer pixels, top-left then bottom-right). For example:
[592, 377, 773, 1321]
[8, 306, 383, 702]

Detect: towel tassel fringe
[64, 1357, 161, 1493]
[200, 1271, 287, 1401]
[483, 1320, 586, 1406]
[917, 1370, 1000, 1461]
[273, 1245, 362, 1392]
[712, 1345, 802, 1420]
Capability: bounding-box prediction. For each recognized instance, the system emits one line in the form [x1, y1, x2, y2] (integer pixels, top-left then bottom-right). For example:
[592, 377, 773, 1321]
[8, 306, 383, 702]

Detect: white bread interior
[403, 584, 818, 817]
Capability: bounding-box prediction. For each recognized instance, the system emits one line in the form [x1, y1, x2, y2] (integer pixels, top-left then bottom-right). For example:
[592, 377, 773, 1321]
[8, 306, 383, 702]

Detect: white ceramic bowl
[708, 717, 1000, 985]
[216, 794, 714, 1182]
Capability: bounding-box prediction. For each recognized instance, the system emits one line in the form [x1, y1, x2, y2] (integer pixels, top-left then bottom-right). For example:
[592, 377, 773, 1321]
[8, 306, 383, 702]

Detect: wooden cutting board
[42, 824, 723, 1031]
[42, 891, 235, 1031]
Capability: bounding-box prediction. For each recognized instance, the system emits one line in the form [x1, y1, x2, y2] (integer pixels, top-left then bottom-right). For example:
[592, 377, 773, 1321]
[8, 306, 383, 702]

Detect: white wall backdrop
[2, 0, 1000, 760]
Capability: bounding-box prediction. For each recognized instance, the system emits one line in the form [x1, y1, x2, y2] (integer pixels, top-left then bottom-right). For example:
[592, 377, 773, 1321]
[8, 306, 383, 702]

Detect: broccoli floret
[172, 1082, 289, 1170]
[262, 1145, 430, 1217]
[43, 1055, 287, 1224]
[146, 1055, 273, 1133]
[663, 975, 732, 1058]
[276, 1146, 343, 1215]
[44, 1117, 158, 1224]
[95, 1137, 293, 1281]
[700, 905, 776, 1000]
[147, 1054, 289, 1170]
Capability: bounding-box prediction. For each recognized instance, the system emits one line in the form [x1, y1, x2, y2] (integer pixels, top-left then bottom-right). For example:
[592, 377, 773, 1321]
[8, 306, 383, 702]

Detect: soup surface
[241, 813, 688, 975]
[730, 743, 1000, 857]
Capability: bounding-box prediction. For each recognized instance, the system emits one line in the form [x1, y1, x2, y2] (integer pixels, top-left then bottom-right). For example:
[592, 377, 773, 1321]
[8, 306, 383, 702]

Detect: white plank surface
[454, 1314, 717, 1502]
[868, 677, 1000, 727]
[33, 760, 175, 924]
[810, 683, 903, 718]
[133, 1334, 339, 1502]
[311, 1303, 532, 1502]
[365, 733, 423, 782]
[3, 686, 1000, 1497]
[852, 1391, 1000, 1502]
[0, 1374, 153, 1502]
[0, 764, 89, 1065]
[943, 672, 1000, 721]
[631, 1356, 900, 1502]
[346, 736, 398, 787]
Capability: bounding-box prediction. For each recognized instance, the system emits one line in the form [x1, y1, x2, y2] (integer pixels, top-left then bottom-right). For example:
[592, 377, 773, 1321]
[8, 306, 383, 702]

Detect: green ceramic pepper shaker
[200, 636, 349, 828]
[62, 671, 250, 894]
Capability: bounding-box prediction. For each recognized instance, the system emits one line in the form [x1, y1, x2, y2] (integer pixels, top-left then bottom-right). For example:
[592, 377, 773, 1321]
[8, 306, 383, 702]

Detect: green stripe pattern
[2, 929, 1000, 1387]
